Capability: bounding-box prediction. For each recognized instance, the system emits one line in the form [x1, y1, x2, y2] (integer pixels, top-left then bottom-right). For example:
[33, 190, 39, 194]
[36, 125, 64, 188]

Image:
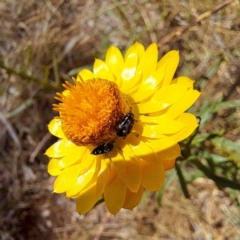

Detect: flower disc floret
[53, 78, 130, 146]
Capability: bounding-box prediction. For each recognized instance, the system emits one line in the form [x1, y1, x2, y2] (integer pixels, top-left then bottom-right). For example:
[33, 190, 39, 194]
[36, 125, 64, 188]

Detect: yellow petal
[124, 42, 145, 61]
[121, 47, 139, 88]
[167, 113, 198, 142]
[140, 160, 165, 191]
[122, 186, 143, 210]
[131, 89, 154, 103]
[48, 148, 88, 177]
[164, 90, 201, 119]
[134, 42, 145, 58]
[77, 69, 94, 82]
[48, 119, 65, 138]
[105, 158, 117, 186]
[45, 139, 76, 158]
[105, 46, 124, 83]
[75, 160, 109, 214]
[171, 76, 194, 89]
[143, 68, 165, 90]
[121, 48, 138, 81]
[110, 152, 126, 184]
[76, 181, 102, 215]
[133, 119, 184, 137]
[121, 42, 146, 89]
[120, 42, 145, 93]
[157, 50, 179, 87]
[131, 67, 166, 103]
[137, 84, 188, 114]
[140, 43, 158, 80]
[62, 89, 70, 97]
[93, 58, 108, 75]
[138, 114, 169, 124]
[162, 159, 176, 170]
[123, 43, 158, 94]
[53, 164, 83, 193]
[104, 174, 127, 215]
[157, 143, 181, 161]
[146, 137, 177, 156]
[60, 147, 86, 168]
[66, 156, 99, 197]
[125, 159, 141, 192]
[121, 144, 142, 192]
[132, 121, 163, 138]
[140, 124, 166, 138]
[128, 134, 158, 162]
[93, 58, 114, 81]
[95, 160, 110, 197]
[48, 158, 63, 176]
[139, 114, 181, 126]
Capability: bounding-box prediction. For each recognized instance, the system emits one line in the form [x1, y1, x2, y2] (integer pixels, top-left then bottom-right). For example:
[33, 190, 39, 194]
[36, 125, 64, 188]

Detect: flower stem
[175, 158, 190, 198]
[0, 59, 59, 90]
[190, 160, 240, 190]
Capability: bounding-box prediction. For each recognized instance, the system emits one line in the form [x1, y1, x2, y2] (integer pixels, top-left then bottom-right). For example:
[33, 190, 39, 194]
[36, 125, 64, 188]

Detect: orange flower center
[53, 78, 130, 146]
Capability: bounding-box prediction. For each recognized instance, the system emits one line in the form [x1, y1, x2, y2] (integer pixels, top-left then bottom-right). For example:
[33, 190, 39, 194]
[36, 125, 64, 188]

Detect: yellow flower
[45, 42, 201, 215]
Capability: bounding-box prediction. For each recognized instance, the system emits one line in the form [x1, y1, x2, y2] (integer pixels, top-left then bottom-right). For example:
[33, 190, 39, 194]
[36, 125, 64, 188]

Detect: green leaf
[190, 160, 240, 190]
[198, 96, 223, 128]
[201, 151, 230, 164]
[211, 137, 240, 165]
[5, 98, 34, 119]
[156, 169, 176, 205]
[213, 100, 240, 112]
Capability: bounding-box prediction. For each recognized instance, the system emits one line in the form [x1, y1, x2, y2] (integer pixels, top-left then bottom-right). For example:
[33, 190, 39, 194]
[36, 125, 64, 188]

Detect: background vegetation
[0, 0, 239, 239]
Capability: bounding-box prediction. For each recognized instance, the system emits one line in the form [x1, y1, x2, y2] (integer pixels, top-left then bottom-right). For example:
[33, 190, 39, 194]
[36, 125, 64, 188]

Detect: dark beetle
[116, 112, 134, 137]
[91, 142, 114, 155]
[91, 112, 134, 155]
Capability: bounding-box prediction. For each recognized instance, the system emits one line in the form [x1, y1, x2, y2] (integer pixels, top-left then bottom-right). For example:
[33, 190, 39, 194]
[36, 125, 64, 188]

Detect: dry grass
[0, 0, 240, 239]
